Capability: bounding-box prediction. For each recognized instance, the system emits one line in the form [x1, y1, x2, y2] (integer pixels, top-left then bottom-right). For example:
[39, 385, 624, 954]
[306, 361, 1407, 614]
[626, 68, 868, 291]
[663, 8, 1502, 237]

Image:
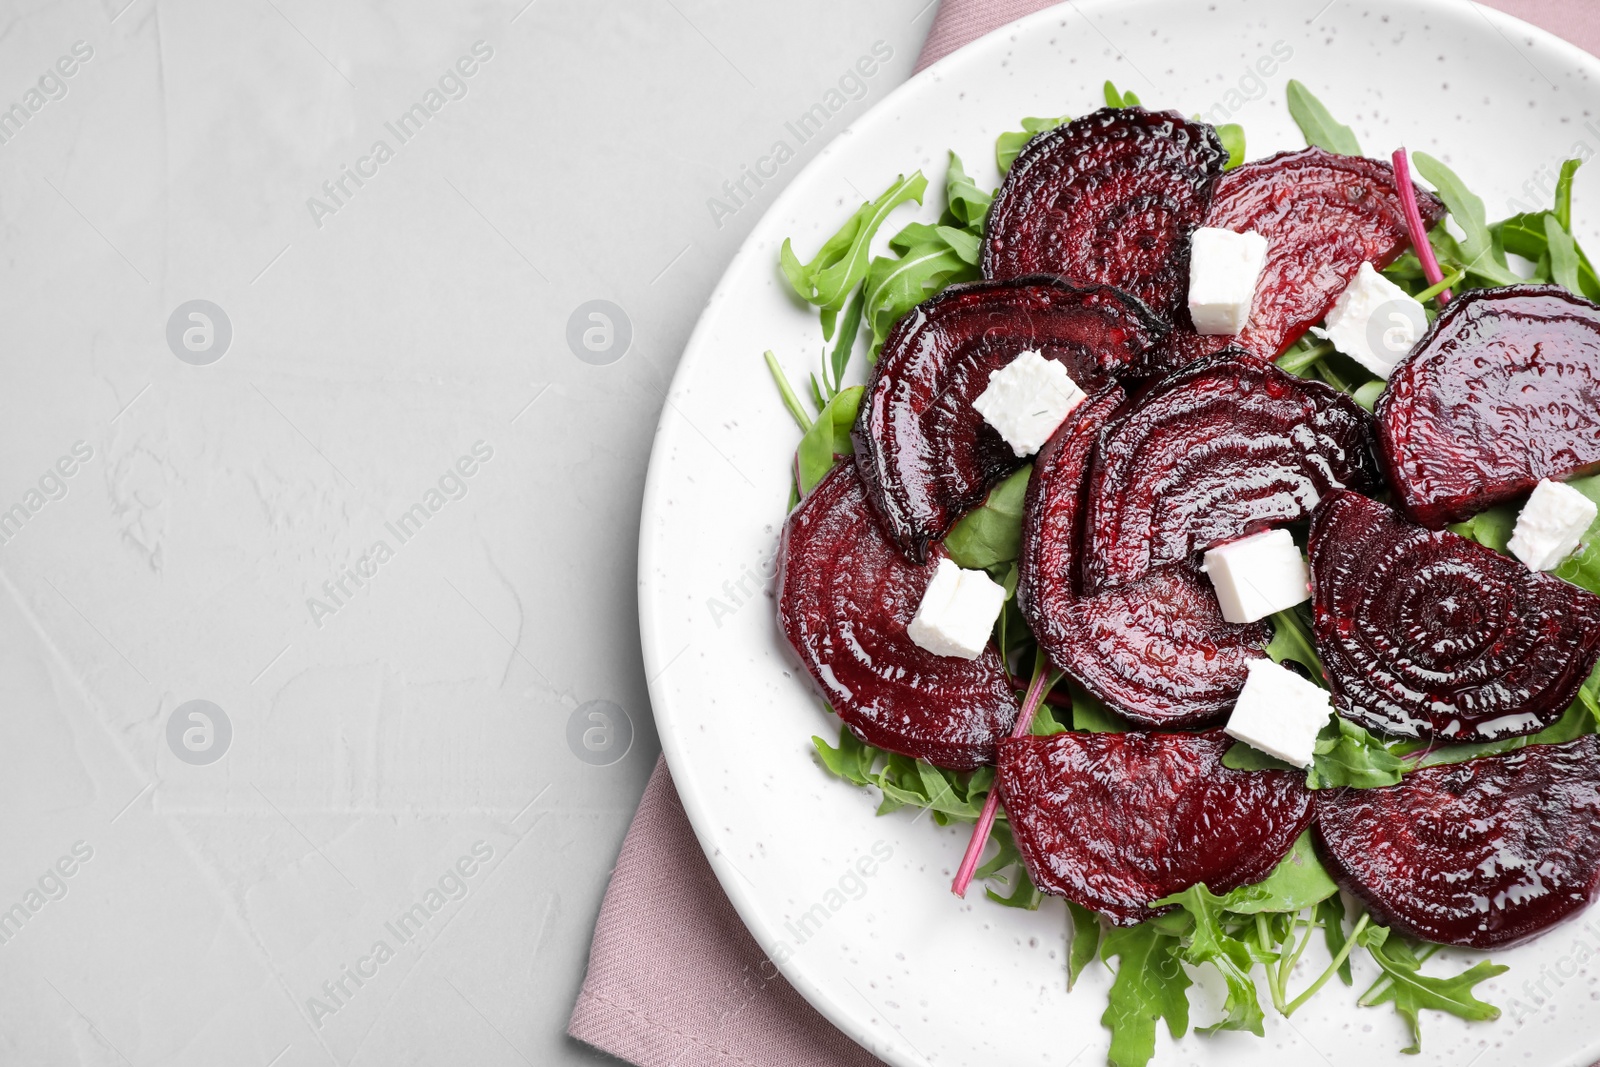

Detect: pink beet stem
[1392, 148, 1452, 304]
[951, 664, 1054, 897]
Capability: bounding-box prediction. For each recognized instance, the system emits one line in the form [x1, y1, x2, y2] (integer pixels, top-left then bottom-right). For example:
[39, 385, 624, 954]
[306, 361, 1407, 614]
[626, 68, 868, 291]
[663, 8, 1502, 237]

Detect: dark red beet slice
[981, 108, 1227, 321]
[999, 730, 1313, 924]
[1309, 491, 1600, 741]
[1377, 284, 1600, 527]
[1017, 387, 1269, 726]
[852, 276, 1166, 562]
[776, 462, 1019, 770]
[1080, 355, 1382, 594]
[1316, 737, 1600, 948]
[1151, 148, 1446, 370]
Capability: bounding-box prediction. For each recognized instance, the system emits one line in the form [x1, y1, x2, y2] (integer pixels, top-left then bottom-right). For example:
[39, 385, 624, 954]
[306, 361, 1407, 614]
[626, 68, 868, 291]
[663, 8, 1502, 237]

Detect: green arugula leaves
[780, 172, 928, 334]
[943, 465, 1030, 570]
[1286, 79, 1361, 155]
[1357, 927, 1507, 1054]
[996, 114, 1071, 174]
[794, 386, 863, 494]
[1100, 924, 1191, 1067]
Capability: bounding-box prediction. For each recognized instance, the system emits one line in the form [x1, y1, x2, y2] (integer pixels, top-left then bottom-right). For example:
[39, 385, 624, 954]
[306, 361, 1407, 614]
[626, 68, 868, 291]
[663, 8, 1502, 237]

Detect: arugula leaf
[828, 287, 865, 393]
[996, 114, 1071, 174]
[1357, 927, 1507, 1054]
[863, 226, 981, 359]
[1448, 502, 1517, 555]
[1104, 81, 1142, 108]
[1306, 716, 1406, 789]
[1410, 153, 1522, 286]
[1222, 742, 1296, 771]
[1072, 686, 1132, 733]
[1067, 900, 1102, 989]
[1214, 831, 1338, 914]
[780, 172, 929, 318]
[1285, 80, 1361, 156]
[1151, 884, 1265, 1035]
[1100, 923, 1191, 1067]
[813, 724, 993, 824]
[975, 822, 1044, 909]
[945, 152, 992, 233]
[944, 465, 1030, 569]
[1317, 895, 1354, 986]
[1545, 213, 1584, 294]
[1264, 608, 1325, 685]
[795, 386, 863, 494]
[811, 726, 878, 786]
[1216, 123, 1245, 170]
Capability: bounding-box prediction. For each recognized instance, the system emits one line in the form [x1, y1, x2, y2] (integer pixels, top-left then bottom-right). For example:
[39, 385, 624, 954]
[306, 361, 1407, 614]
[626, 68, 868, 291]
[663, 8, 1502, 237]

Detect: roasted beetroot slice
[999, 730, 1313, 925]
[1017, 387, 1268, 726]
[981, 108, 1227, 321]
[1378, 285, 1600, 526]
[1309, 491, 1600, 741]
[1150, 148, 1446, 370]
[1081, 355, 1382, 594]
[777, 463, 1019, 769]
[853, 276, 1166, 562]
[1316, 737, 1600, 948]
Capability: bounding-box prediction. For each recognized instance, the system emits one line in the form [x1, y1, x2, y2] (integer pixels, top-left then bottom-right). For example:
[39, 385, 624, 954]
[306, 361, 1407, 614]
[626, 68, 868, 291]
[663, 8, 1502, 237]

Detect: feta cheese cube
[1310, 262, 1428, 379]
[1508, 478, 1598, 571]
[1202, 528, 1310, 624]
[1187, 227, 1269, 335]
[906, 558, 1005, 660]
[972, 350, 1086, 458]
[1225, 659, 1334, 768]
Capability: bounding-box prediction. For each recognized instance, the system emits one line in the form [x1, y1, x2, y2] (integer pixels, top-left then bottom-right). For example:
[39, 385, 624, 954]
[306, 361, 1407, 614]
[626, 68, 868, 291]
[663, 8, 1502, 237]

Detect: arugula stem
[1275, 916, 1315, 1011]
[1414, 267, 1465, 305]
[764, 350, 814, 432]
[1359, 941, 1441, 1006]
[1267, 609, 1326, 686]
[1286, 912, 1369, 1015]
[1275, 341, 1334, 375]
[1392, 148, 1453, 303]
[951, 649, 1055, 896]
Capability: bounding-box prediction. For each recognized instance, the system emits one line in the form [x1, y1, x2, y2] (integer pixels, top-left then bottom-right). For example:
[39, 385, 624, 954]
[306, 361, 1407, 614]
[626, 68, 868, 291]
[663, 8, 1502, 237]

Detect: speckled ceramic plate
[637, 2, 1600, 1064]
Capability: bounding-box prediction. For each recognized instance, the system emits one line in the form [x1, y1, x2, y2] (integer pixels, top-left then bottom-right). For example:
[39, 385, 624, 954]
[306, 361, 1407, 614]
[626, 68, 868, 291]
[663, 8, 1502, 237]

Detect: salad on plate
[764, 80, 1600, 1067]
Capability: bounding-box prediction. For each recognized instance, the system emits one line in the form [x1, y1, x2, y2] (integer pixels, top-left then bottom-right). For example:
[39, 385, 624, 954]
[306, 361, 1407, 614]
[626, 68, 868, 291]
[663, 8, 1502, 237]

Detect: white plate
[638, 2, 1600, 1064]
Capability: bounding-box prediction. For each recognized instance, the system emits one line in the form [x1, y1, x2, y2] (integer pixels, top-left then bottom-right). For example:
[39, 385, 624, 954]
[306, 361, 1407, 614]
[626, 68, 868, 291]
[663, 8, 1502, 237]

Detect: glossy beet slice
[1309, 491, 1600, 741]
[999, 730, 1313, 925]
[1017, 387, 1269, 726]
[981, 108, 1227, 321]
[853, 276, 1166, 562]
[1377, 285, 1600, 527]
[1151, 148, 1446, 370]
[777, 463, 1019, 769]
[1081, 355, 1382, 594]
[1316, 737, 1600, 948]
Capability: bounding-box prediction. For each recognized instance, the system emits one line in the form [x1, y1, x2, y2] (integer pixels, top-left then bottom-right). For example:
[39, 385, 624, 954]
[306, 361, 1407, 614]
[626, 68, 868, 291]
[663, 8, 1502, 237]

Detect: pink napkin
[570, 4, 1600, 1065]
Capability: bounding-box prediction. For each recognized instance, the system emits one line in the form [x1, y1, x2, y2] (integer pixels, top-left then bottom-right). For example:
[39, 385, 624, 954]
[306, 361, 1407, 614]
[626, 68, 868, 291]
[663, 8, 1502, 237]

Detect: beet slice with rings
[852, 276, 1167, 563]
[981, 107, 1228, 321]
[1377, 284, 1600, 527]
[1316, 737, 1600, 948]
[999, 730, 1313, 925]
[1309, 490, 1600, 742]
[1151, 148, 1447, 370]
[776, 462, 1019, 770]
[1017, 386, 1269, 727]
[1080, 354, 1383, 595]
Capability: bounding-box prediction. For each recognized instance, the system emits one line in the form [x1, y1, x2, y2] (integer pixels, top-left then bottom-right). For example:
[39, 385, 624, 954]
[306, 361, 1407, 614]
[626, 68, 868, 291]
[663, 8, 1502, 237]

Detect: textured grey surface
[0, 0, 927, 1063]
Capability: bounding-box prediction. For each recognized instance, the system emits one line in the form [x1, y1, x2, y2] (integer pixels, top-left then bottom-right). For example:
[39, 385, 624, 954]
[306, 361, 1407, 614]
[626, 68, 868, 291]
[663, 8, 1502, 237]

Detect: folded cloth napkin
[570, 3, 1600, 1065]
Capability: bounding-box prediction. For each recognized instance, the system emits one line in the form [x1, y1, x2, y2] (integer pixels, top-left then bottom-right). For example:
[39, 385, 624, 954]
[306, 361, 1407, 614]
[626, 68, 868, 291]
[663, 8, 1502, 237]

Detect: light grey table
[0, 0, 928, 1063]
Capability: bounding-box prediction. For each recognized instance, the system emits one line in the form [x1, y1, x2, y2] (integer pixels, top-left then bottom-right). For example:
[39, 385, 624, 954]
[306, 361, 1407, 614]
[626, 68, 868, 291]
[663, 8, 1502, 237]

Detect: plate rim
[636, 2, 1600, 1063]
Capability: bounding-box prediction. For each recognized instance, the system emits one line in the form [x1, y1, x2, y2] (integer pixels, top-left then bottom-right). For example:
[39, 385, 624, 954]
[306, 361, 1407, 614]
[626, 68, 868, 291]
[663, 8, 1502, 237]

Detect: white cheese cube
[1310, 262, 1428, 379]
[1225, 659, 1334, 768]
[906, 558, 1005, 660]
[1202, 528, 1310, 625]
[1508, 478, 1598, 571]
[972, 350, 1086, 458]
[1187, 227, 1269, 335]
